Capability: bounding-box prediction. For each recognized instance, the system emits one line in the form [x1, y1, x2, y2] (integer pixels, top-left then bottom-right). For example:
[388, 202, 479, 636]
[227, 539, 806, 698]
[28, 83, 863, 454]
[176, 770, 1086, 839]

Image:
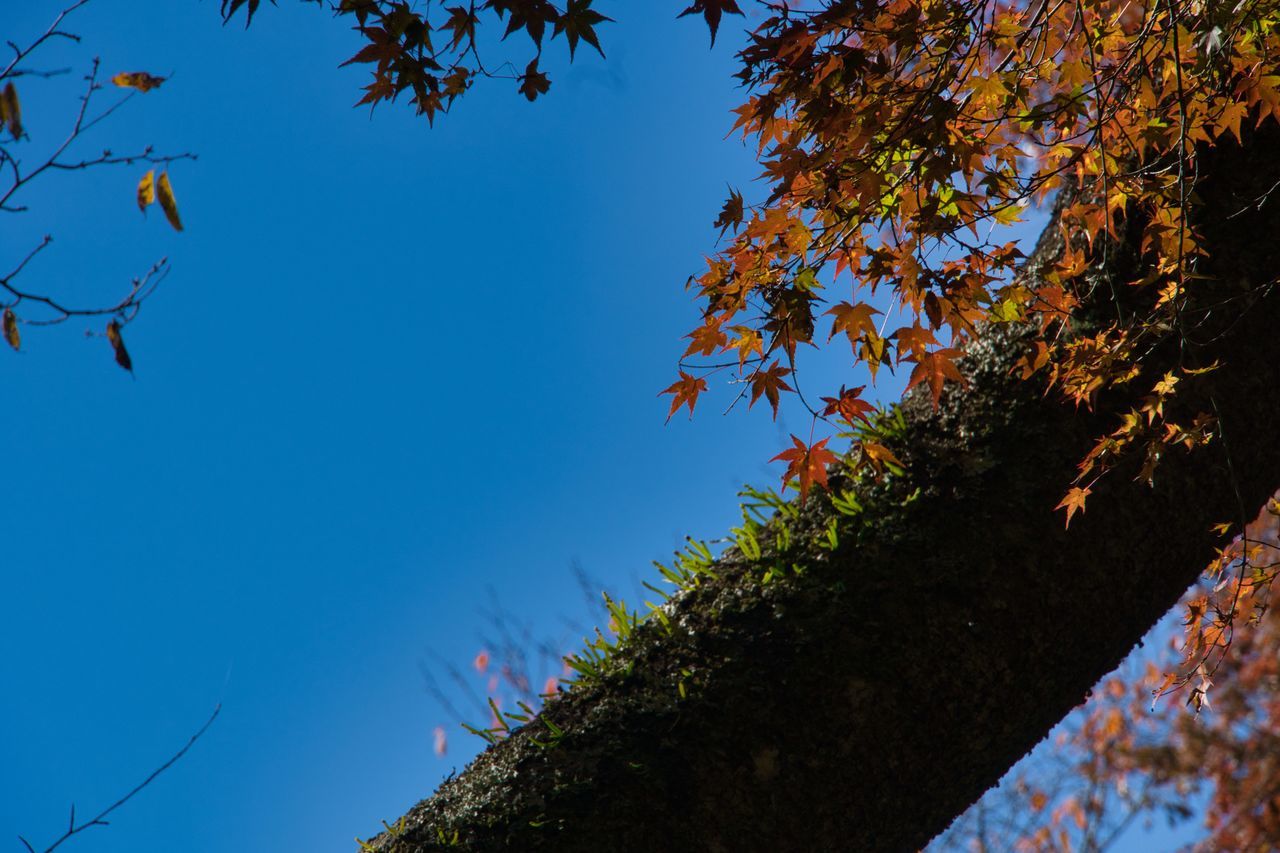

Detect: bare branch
[19, 705, 220, 853]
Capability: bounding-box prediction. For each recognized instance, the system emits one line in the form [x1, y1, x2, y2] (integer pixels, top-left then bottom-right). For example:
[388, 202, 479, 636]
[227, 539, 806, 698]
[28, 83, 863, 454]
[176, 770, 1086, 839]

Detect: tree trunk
[365, 128, 1280, 852]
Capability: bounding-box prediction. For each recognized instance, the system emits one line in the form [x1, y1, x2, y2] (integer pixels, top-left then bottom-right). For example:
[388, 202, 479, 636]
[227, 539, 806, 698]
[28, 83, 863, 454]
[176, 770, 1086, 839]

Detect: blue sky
[1, 3, 858, 850]
[1, 3, 1201, 851]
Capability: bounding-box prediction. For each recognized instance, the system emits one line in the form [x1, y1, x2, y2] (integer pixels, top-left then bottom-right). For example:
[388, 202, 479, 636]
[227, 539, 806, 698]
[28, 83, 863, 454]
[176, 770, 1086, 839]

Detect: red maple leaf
[748, 362, 793, 419]
[771, 435, 839, 502]
[820, 385, 875, 426]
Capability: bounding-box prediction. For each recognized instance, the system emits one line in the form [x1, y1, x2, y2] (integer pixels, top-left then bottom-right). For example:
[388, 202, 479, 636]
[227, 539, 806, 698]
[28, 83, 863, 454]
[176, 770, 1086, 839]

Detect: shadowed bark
[365, 127, 1280, 852]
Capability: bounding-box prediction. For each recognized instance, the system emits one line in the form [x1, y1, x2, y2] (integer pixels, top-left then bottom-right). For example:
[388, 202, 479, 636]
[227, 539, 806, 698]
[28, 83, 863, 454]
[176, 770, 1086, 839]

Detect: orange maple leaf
[892, 323, 940, 363]
[826, 301, 880, 345]
[683, 316, 728, 358]
[1056, 486, 1091, 528]
[905, 347, 966, 409]
[771, 435, 839, 502]
[748, 362, 793, 419]
[661, 370, 708, 422]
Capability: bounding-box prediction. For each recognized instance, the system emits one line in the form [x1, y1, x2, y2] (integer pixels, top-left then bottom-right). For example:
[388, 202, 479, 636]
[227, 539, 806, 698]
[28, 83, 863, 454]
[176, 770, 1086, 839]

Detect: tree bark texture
[367, 127, 1280, 852]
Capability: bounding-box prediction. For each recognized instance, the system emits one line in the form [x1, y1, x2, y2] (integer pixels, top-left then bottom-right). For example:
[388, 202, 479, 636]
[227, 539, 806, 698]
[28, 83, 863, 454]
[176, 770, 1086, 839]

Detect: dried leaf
[2, 308, 20, 351]
[1, 81, 22, 139]
[156, 171, 183, 231]
[137, 170, 156, 213]
[111, 71, 166, 92]
[106, 320, 133, 372]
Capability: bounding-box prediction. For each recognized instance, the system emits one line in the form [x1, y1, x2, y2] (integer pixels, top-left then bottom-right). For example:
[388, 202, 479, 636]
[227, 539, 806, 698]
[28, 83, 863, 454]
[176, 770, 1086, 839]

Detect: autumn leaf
[683, 316, 727, 357]
[441, 5, 479, 51]
[1215, 100, 1249, 143]
[892, 323, 940, 363]
[861, 442, 904, 475]
[137, 170, 156, 213]
[2, 308, 19, 352]
[724, 326, 763, 367]
[904, 348, 966, 409]
[661, 370, 708, 422]
[771, 435, 839, 502]
[678, 0, 744, 47]
[821, 385, 875, 426]
[220, 0, 265, 26]
[713, 187, 744, 238]
[111, 71, 166, 92]
[0, 81, 21, 139]
[106, 320, 133, 372]
[339, 26, 400, 70]
[1056, 486, 1091, 528]
[518, 59, 551, 102]
[826, 301, 880, 346]
[748, 362, 793, 419]
[496, 0, 556, 47]
[156, 171, 183, 231]
[553, 0, 611, 59]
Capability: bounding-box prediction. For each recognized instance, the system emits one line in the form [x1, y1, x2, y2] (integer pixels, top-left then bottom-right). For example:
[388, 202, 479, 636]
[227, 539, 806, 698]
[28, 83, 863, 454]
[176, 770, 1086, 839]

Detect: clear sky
[0, 3, 872, 851]
[1, 3, 1199, 852]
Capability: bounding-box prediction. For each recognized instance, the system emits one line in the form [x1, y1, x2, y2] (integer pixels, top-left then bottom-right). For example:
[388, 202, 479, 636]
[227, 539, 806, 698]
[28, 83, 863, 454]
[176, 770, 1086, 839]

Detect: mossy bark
[366, 129, 1280, 852]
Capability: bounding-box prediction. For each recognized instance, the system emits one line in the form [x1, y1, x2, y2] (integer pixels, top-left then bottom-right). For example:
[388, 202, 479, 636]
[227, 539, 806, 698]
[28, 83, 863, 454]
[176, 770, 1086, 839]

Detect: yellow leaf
[111, 71, 166, 92]
[1056, 486, 1091, 528]
[2, 307, 19, 351]
[1, 81, 21, 139]
[156, 171, 183, 231]
[862, 442, 903, 473]
[993, 202, 1025, 226]
[137, 169, 155, 213]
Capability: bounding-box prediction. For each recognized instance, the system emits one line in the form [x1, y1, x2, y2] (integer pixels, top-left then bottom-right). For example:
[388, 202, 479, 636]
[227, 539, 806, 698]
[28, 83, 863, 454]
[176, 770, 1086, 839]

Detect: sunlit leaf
[156, 171, 183, 231]
[748, 363, 793, 419]
[1056, 486, 1091, 529]
[661, 370, 708, 422]
[137, 170, 156, 213]
[771, 435, 839, 502]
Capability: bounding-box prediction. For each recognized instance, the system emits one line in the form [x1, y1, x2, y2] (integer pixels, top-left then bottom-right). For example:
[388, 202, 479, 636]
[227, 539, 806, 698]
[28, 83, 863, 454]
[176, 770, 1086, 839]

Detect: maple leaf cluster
[223, 0, 617, 122]
[647, 0, 1280, 515]
[267, 0, 1280, 519]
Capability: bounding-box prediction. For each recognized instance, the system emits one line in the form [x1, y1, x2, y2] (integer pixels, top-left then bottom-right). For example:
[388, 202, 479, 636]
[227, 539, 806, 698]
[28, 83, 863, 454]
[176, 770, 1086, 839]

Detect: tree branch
[362, 125, 1280, 852]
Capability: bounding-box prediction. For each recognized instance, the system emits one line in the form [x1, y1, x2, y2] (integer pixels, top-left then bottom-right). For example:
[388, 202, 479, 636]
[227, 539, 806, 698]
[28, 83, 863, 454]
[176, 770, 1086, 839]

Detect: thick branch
[367, 129, 1280, 852]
